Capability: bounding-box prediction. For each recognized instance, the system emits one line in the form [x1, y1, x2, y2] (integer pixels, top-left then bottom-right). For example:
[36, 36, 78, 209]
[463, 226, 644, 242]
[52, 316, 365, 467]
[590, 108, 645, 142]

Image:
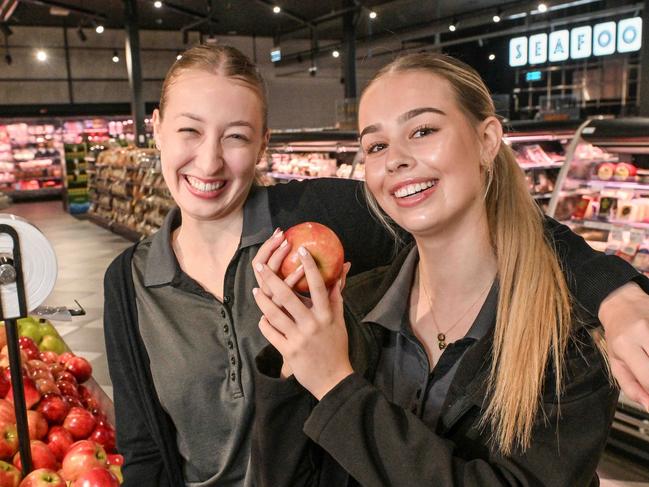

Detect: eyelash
[178, 127, 198, 134]
[364, 125, 439, 154]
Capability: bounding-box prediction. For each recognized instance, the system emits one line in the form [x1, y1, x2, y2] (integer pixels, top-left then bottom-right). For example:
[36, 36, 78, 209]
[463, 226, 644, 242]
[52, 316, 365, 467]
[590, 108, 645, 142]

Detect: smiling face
[360, 71, 497, 238]
[153, 69, 268, 222]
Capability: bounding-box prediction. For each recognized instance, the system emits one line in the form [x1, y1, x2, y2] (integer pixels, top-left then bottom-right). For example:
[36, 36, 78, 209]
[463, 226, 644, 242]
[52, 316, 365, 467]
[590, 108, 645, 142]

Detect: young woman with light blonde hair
[251, 52, 649, 486]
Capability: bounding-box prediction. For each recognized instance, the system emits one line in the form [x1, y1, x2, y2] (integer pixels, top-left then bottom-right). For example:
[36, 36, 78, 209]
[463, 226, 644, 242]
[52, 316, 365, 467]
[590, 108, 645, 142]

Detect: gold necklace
[418, 266, 492, 350]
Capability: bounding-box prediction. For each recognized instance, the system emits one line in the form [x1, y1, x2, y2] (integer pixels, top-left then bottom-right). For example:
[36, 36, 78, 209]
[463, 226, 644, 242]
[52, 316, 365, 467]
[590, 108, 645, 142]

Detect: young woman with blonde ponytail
[251, 52, 649, 486]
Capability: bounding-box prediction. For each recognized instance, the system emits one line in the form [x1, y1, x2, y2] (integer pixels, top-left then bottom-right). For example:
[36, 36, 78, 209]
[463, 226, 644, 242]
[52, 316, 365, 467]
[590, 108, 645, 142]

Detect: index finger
[297, 246, 330, 315]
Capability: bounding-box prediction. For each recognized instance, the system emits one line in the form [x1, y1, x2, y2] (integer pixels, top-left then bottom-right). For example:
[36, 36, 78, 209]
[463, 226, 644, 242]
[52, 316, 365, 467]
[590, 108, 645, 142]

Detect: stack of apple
[0, 319, 123, 486]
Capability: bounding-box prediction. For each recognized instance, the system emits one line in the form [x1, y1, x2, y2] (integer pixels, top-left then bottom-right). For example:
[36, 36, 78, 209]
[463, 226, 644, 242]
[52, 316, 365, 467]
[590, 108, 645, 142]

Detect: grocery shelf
[565, 178, 649, 191]
[86, 212, 141, 242]
[267, 171, 319, 181]
[571, 219, 649, 232]
[532, 193, 554, 200]
[4, 187, 62, 201]
[518, 162, 564, 170]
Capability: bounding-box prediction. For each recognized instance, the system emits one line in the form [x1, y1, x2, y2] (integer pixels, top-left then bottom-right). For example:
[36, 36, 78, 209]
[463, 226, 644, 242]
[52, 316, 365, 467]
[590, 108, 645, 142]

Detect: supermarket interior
[1, 0, 649, 485]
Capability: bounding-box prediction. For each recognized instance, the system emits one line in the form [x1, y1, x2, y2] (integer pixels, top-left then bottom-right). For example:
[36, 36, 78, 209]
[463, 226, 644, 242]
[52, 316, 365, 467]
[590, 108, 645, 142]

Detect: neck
[415, 206, 497, 300]
[174, 206, 244, 257]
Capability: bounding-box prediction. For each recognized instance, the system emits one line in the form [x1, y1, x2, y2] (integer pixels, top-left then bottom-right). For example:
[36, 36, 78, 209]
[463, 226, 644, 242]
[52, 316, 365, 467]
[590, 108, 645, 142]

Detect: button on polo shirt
[132, 187, 273, 486]
[363, 247, 498, 430]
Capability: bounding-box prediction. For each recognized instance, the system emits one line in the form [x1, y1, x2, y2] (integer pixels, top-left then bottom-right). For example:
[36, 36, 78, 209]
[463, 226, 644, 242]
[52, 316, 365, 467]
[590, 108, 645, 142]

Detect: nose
[195, 135, 224, 175]
[385, 141, 415, 174]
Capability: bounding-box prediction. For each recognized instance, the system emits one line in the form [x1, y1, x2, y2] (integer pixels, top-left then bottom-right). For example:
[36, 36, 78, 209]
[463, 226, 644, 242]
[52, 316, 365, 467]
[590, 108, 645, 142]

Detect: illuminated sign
[509, 17, 642, 67]
[526, 70, 543, 82]
[270, 47, 281, 62]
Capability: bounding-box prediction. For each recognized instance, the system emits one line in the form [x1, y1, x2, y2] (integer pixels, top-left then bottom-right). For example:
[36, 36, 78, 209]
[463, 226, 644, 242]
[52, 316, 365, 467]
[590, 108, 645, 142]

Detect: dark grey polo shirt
[132, 187, 272, 486]
[363, 246, 498, 430]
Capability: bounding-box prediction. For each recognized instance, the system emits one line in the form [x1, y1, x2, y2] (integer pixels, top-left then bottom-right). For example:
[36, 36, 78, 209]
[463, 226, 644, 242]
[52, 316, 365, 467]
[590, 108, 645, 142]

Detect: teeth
[186, 175, 225, 192]
[394, 180, 436, 198]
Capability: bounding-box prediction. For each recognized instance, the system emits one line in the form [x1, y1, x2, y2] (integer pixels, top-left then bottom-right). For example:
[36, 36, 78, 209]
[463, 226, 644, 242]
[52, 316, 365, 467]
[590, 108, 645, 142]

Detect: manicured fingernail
[272, 227, 281, 236]
[274, 230, 284, 239]
[255, 263, 263, 272]
[298, 246, 308, 257]
[252, 287, 259, 296]
[280, 239, 288, 248]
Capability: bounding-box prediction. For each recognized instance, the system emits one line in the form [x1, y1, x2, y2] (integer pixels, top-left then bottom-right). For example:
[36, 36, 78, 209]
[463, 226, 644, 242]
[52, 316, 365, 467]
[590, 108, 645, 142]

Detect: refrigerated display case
[262, 129, 362, 183]
[548, 117, 649, 461]
[504, 120, 579, 212]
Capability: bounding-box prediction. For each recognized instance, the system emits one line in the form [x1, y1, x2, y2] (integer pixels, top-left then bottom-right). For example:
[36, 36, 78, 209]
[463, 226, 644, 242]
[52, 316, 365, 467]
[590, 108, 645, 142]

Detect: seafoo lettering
[509, 17, 642, 67]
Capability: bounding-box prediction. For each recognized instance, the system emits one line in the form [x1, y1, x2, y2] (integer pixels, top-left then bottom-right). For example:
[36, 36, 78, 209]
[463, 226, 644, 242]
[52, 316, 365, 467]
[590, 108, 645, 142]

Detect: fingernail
[274, 229, 284, 239]
[252, 287, 259, 296]
[272, 227, 281, 236]
[280, 239, 288, 248]
[298, 246, 308, 257]
[255, 263, 263, 272]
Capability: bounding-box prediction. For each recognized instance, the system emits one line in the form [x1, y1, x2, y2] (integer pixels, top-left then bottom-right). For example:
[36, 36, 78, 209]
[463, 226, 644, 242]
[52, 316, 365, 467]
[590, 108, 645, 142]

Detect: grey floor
[2, 200, 648, 486]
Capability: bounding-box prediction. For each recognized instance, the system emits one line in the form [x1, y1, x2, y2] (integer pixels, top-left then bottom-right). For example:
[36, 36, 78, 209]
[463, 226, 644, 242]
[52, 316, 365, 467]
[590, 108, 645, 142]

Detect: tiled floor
[2, 200, 649, 486]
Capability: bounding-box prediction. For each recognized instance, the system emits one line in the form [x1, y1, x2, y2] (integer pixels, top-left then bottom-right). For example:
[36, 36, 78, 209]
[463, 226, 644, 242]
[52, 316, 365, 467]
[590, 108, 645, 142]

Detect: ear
[258, 128, 271, 161]
[152, 108, 162, 150]
[478, 116, 502, 165]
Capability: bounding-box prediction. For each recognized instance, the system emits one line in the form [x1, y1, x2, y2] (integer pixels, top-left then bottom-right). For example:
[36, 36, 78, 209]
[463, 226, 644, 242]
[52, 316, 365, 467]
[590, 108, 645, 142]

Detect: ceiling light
[332, 50, 340, 58]
[538, 3, 548, 13]
[77, 26, 87, 42]
[154, 0, 162, 7]
[488, 53, 496, 61]
[273, 6, 281, 14]
[36, 50, 47, 62]
[449, 18, 457, 32]
[493, 13, 501, 23]
[369, 11, 377, 19]
[112, 51, 119, 63]
[176, 53, 182, 60]
[95, 24, 104, 34]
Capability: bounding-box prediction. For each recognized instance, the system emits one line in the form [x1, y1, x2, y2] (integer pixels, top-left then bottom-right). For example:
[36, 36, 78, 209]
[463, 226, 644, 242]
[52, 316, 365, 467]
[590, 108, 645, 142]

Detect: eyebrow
[359, 106, 446, 141]
[176, 113, 255, 130]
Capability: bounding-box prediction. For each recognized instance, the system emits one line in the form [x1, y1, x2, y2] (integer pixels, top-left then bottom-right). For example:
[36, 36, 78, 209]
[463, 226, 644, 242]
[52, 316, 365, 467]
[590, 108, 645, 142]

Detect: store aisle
[2, 200, 132, 401]
[1, 200, 648, 486]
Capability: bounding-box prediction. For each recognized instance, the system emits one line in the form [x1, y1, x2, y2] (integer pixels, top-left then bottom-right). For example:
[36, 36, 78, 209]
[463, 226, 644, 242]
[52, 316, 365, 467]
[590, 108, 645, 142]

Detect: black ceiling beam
[20, 0, 107, 20]
[278, 3, 362, 38]
[253, 0, 315, 29]
[162, 1, 216, 24]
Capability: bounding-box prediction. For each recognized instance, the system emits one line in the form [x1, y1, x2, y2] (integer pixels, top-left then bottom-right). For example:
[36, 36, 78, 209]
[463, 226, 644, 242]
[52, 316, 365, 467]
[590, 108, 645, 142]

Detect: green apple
[39, 334, 66, 355]
[39, 321, 59, 338]
[18, 321, 42, 344]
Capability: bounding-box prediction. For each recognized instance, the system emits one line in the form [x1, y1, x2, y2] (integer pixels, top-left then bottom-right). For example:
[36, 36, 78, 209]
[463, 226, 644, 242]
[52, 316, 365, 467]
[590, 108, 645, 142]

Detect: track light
[95, 24, 104, 34]
[493, 9, 501, 23]
[36, 50, 47, 62]
[538, 3, 548, 13]
[369, 11, 377, 20]
[332, 50, 340, 58]
[176, 52, 182, 60]
[488, 53, 496, 61]
[449, 18, 457, 32]
[154, 0, 162, 7]
[77, 26, 87, 42]
[273, 5, 281, 14]
[112, 51, 119, 63]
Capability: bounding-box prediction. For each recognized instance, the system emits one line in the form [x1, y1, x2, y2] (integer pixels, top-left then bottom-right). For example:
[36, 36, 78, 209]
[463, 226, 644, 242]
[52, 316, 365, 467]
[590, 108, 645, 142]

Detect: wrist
[599, 281, 643, 329]
[313, 366, 354, 401]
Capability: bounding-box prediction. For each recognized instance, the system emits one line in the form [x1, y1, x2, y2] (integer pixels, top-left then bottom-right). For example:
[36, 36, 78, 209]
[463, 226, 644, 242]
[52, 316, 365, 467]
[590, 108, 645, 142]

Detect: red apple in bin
[278, 222, 345, 294]
[0, 423, 18, 459]
[7, 378, 41, 409]
[0, 371, 9, 399]
[63, 408, 96, 440]
[88, 426, 115, 453]
[13, 441, 57, 471]
[0, 400, 16, 426]
[27, 411, 48, 440]
[38, 352, 58, 365]
[18, 468, 66, 487]
[0, 460, 20, 487]
[53, 372, 76, 385]
[18, 337, 40, 361]
[57, 353, 74, 366]
[54, 381, 77, 400]
[37, 394, 69, 425]
[60, 440, 108, 482]
[34, 380, 59, 397]
[46, 427, 74, 462]
[71, 467, 119, 487]
[65, 358, 92, 385]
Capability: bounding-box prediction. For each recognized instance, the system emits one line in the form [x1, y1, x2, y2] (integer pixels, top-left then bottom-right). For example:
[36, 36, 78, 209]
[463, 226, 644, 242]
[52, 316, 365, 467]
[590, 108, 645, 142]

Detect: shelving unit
[548, 117, 649, 458]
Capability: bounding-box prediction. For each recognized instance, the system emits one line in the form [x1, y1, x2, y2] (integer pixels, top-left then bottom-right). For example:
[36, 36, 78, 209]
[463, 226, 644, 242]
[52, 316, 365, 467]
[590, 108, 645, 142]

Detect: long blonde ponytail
[363, 53, 573, 455]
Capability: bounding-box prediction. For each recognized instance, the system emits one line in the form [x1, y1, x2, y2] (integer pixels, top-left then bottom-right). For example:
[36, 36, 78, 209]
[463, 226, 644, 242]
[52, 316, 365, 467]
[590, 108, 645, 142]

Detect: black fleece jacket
[103, 178, 646, 487]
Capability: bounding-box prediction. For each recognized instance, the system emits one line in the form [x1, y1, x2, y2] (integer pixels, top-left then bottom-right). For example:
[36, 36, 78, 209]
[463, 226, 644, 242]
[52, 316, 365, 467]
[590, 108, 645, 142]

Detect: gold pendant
[438, 333, 446, 350]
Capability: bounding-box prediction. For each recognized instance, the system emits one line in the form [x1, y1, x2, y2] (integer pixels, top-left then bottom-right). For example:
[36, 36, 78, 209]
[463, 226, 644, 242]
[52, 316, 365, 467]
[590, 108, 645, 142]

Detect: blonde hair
[159, 44, 268, 131]
[363, 53, 573, 455]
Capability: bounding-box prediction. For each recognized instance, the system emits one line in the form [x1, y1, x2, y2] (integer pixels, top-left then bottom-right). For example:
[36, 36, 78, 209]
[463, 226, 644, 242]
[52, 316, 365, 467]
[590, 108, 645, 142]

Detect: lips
[182, 174, 228, 199]
[390, 178, 439, 198]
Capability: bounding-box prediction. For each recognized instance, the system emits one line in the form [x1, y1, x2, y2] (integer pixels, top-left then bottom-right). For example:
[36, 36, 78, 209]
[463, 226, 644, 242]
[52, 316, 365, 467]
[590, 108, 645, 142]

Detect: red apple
[26, 411, 48, 440]
[63, 408, 96, 440]
[7, 378, 40, 409]
[34, 380, 59, 397]
[88, 426, 115, 453]
[13, 441, 57, 471]
[0, 400, 15, 426]
[71, 467, 119, 487]
[62, 396, 83, 410]
[278, 222, 345, 293]
[55, 381, 78, 399]
[18, 468, 65, 487]
[53, 372, 76, 385]
[105, 455, 122, 467]
[36, 395, 69, 425]
[18, 338, 39, 361]
[45, 427, 74, 462]
[64, 359, 92, 385]
[60, 441, 107, 482]
[0, 460, 20, 487]
[37, 353, 58, 365]
[0, 371, 9, 399]
[614, 162, 638, 180]
[597, 162, 616, 180]
[0, 423, 18, 459]
[46, 364, 63, 378]
[56, 354, 74, 366]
